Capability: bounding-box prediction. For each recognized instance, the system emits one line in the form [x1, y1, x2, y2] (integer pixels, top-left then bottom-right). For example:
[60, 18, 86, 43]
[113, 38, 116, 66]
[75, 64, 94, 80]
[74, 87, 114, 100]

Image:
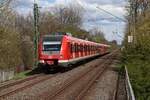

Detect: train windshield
[42, 35, 63, 51]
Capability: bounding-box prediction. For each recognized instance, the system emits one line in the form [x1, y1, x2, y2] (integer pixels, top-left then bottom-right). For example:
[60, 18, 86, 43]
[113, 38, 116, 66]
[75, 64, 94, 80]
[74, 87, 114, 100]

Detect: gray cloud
[14, 0, 127, 44]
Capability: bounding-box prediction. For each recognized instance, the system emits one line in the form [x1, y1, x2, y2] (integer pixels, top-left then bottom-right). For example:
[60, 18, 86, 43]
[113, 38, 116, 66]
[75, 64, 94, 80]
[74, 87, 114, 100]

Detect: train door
[91, 45, 94, 55]
[81, 44, 83, 57]
[72, 42, 76, 59]
[78, 43, 81, 57]
[75, 43, 77, 58]
[69, 42, 73, 59]
[87, 45, 89, 56]
[83, 44, 85, 57]
[77, 43, 80, 58]
[87, 45, 90, 55]
[84, 44, 88, 56]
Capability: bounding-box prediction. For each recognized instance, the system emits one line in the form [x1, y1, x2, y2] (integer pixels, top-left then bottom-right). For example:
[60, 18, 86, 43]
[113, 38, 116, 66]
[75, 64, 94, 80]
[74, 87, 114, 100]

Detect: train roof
[41, 34, 110, 47]
[64, 35, 110, 47]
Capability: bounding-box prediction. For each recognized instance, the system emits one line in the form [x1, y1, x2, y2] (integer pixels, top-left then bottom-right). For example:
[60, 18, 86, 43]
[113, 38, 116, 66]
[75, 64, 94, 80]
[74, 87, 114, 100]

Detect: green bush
[122, 48, 150, 100]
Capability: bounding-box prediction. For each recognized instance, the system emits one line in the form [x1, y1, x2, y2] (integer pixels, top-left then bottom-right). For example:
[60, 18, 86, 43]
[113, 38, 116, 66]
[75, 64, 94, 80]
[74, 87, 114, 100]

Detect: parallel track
[75, 62, 112, 100]
[0, 74, 57, 99]
[75, 51, 117, 100]
[0, 74, 43, 90]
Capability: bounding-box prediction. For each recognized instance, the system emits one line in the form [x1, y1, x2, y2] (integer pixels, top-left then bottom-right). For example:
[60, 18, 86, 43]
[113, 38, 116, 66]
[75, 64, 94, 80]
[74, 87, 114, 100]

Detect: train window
[78, 45, 80, 52]
[79, 45, 81, 52]
[90, 45, 91, 51]
[73, 44, 75, 52]
[86, 45, 88, 51]
[83, 45, 85, 51]
[81, 45, 83, 52]
[76, 44, 78, 52]
[90, 46, 91, 51]
[70, 43, 73, 53]
[77, 44, 78, 52]
[79, 44, 82, 52]
[75, 44, 77, 52]
[71, 44, 75, 52]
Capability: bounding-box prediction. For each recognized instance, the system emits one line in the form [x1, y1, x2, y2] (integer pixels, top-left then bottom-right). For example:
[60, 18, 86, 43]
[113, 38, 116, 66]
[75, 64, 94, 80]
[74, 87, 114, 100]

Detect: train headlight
[60, 55, 64, 58]
[39, 60, 45, 63]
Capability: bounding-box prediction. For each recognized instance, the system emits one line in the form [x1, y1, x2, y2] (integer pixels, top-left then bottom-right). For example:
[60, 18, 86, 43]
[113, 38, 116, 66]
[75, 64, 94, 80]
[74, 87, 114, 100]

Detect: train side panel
[38, 35, 110, 67]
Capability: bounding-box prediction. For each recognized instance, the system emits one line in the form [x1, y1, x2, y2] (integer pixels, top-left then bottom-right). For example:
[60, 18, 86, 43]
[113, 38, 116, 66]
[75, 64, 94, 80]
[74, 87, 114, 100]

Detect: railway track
[75, 51, 118, 100]
[75, 61, 113, 100]
[113, 68, 127, 100]
[0, 74, 43, 90]
[39, 50, 117, 100]
[0, 73, 57, 99]
[0, 50, 119, 100]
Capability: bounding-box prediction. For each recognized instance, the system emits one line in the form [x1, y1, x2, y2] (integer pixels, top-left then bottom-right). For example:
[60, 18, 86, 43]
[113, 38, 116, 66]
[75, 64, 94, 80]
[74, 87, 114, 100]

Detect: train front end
[38, 35, 64, 66]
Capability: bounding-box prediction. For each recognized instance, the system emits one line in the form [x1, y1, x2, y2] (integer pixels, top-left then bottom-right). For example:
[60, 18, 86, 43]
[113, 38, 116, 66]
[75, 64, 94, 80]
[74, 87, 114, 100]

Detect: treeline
[0, 1, 107, 71]
[122, 0, 150, 99]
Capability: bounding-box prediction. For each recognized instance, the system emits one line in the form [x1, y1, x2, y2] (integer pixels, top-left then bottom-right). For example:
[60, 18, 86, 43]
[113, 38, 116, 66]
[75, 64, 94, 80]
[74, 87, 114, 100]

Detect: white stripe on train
[58, 53, 100, 63]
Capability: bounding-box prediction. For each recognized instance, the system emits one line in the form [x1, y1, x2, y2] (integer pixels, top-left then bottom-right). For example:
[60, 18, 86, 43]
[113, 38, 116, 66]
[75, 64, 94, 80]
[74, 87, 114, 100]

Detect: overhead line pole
[33, 0, 40, 67]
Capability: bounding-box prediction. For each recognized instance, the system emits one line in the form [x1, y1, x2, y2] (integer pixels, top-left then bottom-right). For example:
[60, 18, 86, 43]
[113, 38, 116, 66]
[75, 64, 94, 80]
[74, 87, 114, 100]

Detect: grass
[13, 70, 31, 80]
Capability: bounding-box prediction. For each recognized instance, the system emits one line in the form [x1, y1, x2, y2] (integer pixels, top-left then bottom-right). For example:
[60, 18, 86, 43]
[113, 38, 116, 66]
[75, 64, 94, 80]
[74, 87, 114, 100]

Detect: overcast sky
[15, 0, 127, 44]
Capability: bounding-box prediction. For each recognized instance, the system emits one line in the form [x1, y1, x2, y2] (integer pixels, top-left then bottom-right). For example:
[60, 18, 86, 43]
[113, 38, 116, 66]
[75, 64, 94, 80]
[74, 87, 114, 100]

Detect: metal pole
[33, 1, 39, 67]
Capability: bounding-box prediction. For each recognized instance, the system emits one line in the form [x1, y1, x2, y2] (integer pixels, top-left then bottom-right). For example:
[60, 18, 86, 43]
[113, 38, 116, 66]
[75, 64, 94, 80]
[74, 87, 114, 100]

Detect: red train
[38, 33, 110, 67]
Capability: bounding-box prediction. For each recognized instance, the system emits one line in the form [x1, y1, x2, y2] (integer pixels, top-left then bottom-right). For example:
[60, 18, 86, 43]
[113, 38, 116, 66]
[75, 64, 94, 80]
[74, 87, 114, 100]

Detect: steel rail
[0, 74, 57, 99]
[0, 74, 43, 90]
[40, 50, 117, 100]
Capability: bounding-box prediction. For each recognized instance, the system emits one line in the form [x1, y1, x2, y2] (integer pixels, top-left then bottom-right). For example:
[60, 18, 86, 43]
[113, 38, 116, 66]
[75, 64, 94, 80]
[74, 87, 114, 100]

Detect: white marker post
[128, 35, 133, 43]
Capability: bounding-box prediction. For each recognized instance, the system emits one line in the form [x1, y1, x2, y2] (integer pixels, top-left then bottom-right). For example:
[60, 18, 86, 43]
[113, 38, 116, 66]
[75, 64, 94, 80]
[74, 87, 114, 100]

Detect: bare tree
[39, 12, 61, 34]
[88, 27, 106, 43]
[0, 0, 12, 9]
[54, 4, 83, 27]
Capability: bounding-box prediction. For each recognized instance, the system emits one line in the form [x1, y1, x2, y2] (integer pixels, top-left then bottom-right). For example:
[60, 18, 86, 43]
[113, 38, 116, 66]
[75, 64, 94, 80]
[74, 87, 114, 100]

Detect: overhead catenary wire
[0, 0, 11, 9]
[76, 0, 126, 41]
[96, 6, 126, 22]
[76, 0, 126, 23]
